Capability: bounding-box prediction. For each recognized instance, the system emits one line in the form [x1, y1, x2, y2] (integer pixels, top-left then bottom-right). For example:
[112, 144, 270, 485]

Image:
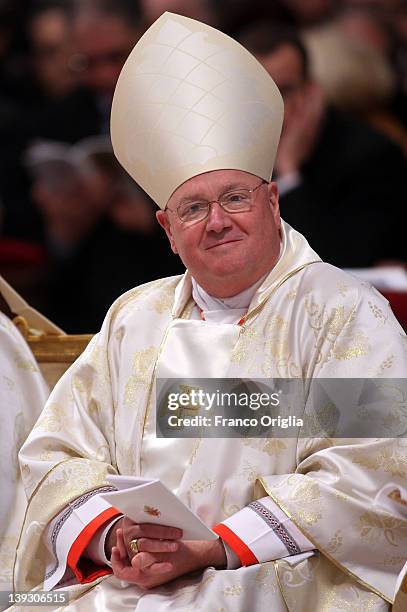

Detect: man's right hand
[110, 518, 226, 589]
[105, 516, 182, 560]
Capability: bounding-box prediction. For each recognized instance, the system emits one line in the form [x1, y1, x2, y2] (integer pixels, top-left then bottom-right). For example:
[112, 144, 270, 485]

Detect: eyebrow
[177, 183, 252, 205]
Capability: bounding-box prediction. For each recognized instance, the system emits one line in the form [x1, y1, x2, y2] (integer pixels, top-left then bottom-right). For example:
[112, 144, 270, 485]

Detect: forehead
[168, 169, 261, 204]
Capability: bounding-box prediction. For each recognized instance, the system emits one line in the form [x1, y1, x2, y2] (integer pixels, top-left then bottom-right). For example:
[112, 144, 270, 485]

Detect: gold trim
[13, 457, 74, 591]
[272, 560, 291, 610]
[241, 261, 321, 330]
[256, 476, 392, 604]
[13, 457, 113, 591]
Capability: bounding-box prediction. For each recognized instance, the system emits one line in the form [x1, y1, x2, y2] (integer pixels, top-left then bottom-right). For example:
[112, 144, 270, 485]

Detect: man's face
[156, 170, 281, 297]
[257, 44, 307, 130]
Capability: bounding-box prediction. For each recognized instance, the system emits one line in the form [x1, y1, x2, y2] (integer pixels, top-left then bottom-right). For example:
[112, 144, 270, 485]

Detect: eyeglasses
[167, 180, 266, 224]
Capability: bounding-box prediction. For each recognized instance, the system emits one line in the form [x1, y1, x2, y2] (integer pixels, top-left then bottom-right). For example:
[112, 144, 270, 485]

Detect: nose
[205, 201, 233, 233]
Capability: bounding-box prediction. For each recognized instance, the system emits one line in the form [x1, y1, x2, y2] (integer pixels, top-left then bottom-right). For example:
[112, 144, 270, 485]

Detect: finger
[116, 529, 128, 560]
[112, 548, 143, 582]
[141, 561, 173, 575]
[131, 551, 158, 570]
[136, 538, 179, 553]
[123, 523, 183, 540]
[111, 547, 129, 573]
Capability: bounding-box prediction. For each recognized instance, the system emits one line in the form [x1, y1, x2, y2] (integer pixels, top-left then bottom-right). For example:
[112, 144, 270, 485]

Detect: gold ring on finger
[129, 538, 140, 555]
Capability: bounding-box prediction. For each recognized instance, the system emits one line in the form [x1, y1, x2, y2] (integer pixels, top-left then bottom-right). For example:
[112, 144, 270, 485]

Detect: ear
[267, 181, 281, 230]
[156, 210, 179, 254]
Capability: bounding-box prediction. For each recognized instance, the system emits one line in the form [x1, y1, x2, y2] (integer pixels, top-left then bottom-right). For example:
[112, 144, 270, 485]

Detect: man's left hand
[111, 520, 227, 589]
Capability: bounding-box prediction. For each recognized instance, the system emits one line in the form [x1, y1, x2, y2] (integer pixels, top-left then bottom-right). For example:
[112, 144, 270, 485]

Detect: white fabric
[85, 514, 123, 567]
[0, 313, 49, 597]
[14, 222, 407, 611]
[44, 491, 114, 590]
[219, 495, 314, 563]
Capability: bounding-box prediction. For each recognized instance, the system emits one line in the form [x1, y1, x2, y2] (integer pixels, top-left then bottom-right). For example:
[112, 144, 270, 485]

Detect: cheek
[170, 227, 200, 260]
[169, 236, 178, 254]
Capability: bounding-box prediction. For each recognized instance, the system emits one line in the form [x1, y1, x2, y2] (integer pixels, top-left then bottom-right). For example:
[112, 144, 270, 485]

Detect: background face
[157, 170, 281, 297]
[257, 44, 307, 132]
[74, 14, 138, 97]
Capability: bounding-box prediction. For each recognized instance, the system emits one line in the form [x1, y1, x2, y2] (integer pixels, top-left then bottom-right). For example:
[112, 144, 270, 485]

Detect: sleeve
[253, 284, 407, 604]
[213, 496, 314, 567]
[84, 514, 123, 567]
[15, 300, 122, 593]
[43, 492, 122, 591]
[0, 315, 50, 592]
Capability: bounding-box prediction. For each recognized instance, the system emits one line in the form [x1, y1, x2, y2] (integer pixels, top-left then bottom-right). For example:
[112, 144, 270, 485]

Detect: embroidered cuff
[44, 488, 120, 590]
[213, 496, 314, 566]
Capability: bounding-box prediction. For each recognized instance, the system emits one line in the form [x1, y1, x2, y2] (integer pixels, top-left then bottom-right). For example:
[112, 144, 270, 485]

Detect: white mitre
[111, 12, 284, 209]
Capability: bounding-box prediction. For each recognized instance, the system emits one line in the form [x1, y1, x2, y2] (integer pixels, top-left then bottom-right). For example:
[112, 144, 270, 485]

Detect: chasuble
[13, 224, 407, 611]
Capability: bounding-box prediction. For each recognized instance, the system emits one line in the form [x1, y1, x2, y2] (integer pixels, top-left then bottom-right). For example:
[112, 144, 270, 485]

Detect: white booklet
[100, 475, 218, 541]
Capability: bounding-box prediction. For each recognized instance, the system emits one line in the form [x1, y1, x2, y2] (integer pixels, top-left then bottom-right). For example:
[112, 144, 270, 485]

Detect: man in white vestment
[13, 12, 407, 612]
[0, 311, 49, 599]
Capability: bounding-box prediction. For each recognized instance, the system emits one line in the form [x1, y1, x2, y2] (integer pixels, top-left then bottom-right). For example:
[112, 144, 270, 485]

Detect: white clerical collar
[191, 273, 268, 314]
[171, 220, 322, 320]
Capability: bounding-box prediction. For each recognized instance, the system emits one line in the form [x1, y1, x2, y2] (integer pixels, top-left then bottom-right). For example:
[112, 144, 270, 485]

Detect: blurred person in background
[311, 4, 407, 154]
[32, 0, 144, 141]
[0, 1, 73, 309]
[25, 138, 184, 333]
[239, 22, 406, 268]
[2, 0, 184, 332]
[26, 0, 77, 102]
[279, 0, 334, 26]
[139, 0, 217, 27]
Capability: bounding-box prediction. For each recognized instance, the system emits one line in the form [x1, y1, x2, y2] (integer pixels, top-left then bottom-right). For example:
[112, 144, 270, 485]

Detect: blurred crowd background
[0, 0, 406, 332]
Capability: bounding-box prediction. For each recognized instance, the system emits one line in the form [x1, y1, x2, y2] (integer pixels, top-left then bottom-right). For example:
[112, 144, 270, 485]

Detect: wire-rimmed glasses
[167, 180, 266, 224]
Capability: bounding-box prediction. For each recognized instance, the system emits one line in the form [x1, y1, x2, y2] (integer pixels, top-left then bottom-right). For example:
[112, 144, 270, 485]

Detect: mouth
[204, 238, 244, 250]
